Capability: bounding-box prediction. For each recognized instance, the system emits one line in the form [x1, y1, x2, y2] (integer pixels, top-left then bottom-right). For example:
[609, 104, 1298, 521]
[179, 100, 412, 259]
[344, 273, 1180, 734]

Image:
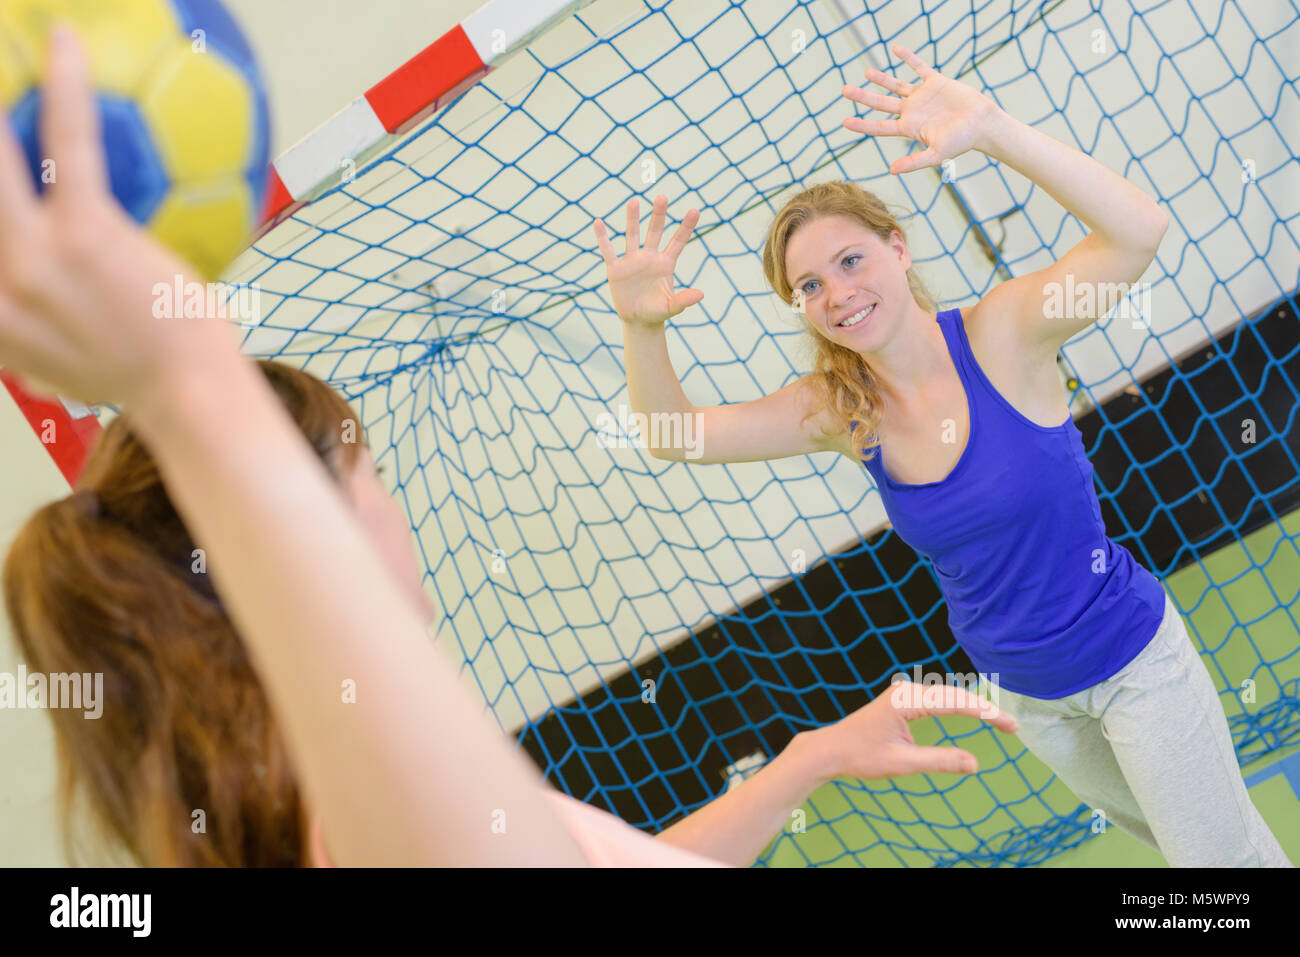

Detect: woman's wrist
[128, 328, 253, 446]
[972, 103, 1017, 159]
[620, 315, 668, 333]
[788, 728, 841, 788]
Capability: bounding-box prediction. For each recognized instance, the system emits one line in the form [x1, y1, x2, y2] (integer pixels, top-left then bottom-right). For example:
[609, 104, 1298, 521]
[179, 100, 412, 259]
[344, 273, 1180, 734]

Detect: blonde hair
[761, 180, 938, 460]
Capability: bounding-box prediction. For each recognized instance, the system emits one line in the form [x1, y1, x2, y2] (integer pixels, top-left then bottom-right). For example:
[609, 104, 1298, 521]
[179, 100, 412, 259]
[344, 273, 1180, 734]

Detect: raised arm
[595, 196, 843, 464]
[0, 26, 587, 868]
[967, 97, 1168, 353]
[842, 44, 1169, 357]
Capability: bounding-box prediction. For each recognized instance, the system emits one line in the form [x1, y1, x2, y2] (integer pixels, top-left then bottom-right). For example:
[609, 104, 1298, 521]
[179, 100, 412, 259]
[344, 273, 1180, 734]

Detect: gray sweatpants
[994, 589, 1292, 867]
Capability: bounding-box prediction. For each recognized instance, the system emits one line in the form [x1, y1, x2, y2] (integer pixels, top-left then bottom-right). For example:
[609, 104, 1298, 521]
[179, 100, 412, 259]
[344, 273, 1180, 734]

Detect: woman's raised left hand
[842, 44, 1005, 175]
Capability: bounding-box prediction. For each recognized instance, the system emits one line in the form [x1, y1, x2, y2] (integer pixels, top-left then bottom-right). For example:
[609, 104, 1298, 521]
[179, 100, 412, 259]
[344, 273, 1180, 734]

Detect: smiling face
[783, 215, 914, 349]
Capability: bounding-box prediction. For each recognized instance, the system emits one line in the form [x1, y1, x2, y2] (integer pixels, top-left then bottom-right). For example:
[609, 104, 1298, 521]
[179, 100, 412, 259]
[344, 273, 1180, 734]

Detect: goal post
[256, 0, 597, 236]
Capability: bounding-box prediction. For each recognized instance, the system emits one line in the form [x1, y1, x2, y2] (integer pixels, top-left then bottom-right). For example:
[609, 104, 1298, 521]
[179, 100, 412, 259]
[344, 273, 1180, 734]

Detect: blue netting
[231, 0, 1300, 866]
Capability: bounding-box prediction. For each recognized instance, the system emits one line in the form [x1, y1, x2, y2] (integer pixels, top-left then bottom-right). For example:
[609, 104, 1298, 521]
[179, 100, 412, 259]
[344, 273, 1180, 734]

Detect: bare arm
[974, 110, 1167, 252]
[598, 196, 844, 464]
[967, 109, 1168, 351]
[620, 320, 694, 423]
[656, 732, 832, 866]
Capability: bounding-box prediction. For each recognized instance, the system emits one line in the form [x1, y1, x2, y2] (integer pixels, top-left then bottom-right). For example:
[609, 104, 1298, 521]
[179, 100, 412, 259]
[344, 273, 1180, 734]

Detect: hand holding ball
[0, 0, 271, 279]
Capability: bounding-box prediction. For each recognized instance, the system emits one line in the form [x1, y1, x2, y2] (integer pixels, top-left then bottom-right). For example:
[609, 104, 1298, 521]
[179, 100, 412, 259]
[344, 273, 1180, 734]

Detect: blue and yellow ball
[0, 0, 271, 279]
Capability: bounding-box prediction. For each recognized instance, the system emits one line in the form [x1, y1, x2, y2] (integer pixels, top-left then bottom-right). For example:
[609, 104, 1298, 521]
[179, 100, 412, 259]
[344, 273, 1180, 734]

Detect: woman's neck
[864, 304, 945, 405]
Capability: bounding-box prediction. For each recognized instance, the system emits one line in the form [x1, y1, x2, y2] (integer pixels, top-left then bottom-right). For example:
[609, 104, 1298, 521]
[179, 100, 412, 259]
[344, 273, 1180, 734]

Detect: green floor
[763, 508, 1300, 867]
[1039, 740, 1300, 867]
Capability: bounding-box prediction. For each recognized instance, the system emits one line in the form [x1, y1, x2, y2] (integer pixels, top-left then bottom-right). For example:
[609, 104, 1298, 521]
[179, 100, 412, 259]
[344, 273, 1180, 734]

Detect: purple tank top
[857, 308, 1167, 699]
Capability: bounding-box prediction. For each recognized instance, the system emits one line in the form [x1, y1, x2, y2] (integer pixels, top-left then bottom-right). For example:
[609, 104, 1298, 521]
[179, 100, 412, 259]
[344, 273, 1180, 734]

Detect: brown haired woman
[592, 44, 1289, 867]
[0, 26, 1018, 867]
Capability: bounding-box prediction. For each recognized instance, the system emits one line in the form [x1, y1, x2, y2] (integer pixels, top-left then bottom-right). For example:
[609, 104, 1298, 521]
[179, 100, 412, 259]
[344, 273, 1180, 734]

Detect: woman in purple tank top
[596, 44, 1288, 867]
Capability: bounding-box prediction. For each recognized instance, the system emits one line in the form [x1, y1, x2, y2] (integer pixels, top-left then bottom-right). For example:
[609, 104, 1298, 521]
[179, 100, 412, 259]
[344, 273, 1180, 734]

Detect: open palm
[811, 678, 1019, 780]
[593, 195, 704, 326]
[842, 44, 1003, 175]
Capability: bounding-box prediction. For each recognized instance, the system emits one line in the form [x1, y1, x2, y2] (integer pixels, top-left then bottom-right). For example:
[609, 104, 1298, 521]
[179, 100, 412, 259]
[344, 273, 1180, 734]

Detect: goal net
[228, 0, 1300, 866]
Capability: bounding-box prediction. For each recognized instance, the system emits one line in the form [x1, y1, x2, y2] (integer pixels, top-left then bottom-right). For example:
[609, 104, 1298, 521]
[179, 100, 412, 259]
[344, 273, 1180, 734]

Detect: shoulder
[959, 297, 1068, 413]
[965, 284, 1065, 367]
[784, 373, 852, 457]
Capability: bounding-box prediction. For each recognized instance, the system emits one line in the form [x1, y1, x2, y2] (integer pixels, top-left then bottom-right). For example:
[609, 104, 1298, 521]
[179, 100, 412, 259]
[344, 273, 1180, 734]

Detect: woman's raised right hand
[0, 25, 235, 414]
[593, 194, 704, 326]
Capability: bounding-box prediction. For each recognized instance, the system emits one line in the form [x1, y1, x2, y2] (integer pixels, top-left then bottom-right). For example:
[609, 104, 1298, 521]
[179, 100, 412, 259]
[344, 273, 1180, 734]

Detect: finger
[666, 288, 703, 316]
[843, 116, 904, 138]
[863, 67, 914, 97]
[644, 194, 667, 250]
[907, 746, 978, 776]
[892, 44, 938, 79]
[592, 217, 616, 266]
[0, 109, 40, 240]
[842, 85, 905, 115]
[625, 197, 641, 254]
[664, 208, 699, 260]
[888, 680, 1019, 733]
[42, 24, 109, 212]
[890, 146, 940, 175]
[0, 295, 73, 384]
